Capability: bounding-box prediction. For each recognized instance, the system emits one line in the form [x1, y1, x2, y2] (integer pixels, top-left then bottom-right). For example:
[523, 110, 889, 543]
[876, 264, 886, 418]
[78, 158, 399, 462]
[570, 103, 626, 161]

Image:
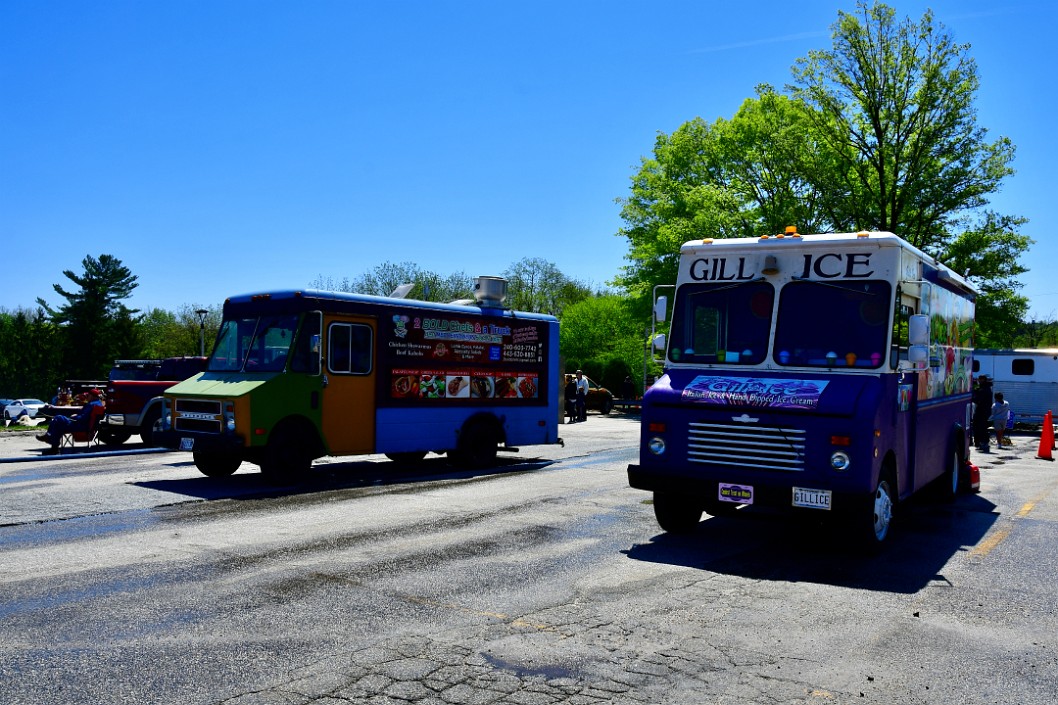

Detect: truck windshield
[773, 280, 891, 368]
[208, 314, 300, 372]
[667, 280, 775, 364]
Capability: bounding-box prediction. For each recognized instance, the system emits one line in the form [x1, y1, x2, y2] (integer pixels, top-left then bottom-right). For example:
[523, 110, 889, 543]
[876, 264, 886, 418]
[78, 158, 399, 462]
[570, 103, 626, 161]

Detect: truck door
[321, 315, 376, 455]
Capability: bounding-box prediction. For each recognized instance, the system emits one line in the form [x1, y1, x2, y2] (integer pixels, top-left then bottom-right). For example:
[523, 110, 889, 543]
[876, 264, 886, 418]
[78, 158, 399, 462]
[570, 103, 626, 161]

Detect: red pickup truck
[98, 357, 207, 446]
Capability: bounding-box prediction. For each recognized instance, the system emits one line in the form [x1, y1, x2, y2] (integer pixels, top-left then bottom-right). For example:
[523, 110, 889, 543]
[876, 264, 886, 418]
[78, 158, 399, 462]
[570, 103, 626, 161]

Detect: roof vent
[473, 276, 508, 307]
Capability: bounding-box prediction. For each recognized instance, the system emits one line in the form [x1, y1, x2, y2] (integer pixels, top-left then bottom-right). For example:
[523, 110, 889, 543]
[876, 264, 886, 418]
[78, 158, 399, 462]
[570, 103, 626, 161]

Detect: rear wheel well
[448, 413, 504, 468]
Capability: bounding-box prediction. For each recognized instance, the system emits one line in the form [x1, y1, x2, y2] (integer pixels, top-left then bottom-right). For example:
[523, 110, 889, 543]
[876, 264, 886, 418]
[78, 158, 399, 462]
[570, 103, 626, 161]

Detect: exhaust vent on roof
[473, 276, 508, 307]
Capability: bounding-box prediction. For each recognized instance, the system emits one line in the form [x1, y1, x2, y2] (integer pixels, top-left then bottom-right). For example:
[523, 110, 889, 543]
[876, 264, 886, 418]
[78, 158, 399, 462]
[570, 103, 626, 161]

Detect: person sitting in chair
[36, 388, 105, 451]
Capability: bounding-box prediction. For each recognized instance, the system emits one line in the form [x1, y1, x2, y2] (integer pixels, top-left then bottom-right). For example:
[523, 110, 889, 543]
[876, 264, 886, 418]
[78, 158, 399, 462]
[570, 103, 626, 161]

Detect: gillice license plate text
[792, 487, 831, 510]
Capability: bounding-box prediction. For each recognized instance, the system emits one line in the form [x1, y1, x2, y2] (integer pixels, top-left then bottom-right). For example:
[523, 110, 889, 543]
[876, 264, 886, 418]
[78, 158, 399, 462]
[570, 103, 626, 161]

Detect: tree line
[1, 2, 1044, 401]
[0, 256, 652, 401]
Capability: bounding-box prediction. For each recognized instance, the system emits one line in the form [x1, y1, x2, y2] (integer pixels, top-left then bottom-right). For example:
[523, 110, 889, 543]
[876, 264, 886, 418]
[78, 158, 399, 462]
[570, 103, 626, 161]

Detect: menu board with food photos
[381, 311, 549, 405]
[389, 369, 540, 402]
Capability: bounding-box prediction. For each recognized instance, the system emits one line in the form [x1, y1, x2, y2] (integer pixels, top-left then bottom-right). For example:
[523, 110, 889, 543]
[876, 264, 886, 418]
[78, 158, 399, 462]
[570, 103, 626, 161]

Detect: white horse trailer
[972, 349, 1058, 424]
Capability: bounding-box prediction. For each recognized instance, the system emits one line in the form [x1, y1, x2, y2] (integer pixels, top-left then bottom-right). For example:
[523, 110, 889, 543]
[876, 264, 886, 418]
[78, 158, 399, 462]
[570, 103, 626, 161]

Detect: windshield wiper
[702, 276, 767, 294]
[790, 277, 882, 295]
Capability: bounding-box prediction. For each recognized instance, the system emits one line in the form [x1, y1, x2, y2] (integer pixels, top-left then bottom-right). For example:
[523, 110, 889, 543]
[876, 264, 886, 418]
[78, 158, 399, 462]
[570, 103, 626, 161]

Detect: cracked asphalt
[1, 417, 1056, 704]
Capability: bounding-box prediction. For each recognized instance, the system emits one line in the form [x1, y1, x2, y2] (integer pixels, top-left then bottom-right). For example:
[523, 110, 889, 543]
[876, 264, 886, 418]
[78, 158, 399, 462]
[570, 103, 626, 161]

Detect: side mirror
[654, 296, 668, 323]
[908, 344, 929, 368]
[653, 333, 666, 352]
[908, 314, 929, 346]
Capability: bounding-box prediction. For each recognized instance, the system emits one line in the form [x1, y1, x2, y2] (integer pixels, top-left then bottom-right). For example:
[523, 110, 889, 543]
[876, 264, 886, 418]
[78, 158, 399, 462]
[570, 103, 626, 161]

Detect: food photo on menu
[518, 375, 538, 399]
[470, 375, 495, 398]
[389, 369, 539, 401]
[492, 374, 538, 399]
[391, 373, 420, 398]
[446, 375, 471, 398]
[419, 374, 446, 398]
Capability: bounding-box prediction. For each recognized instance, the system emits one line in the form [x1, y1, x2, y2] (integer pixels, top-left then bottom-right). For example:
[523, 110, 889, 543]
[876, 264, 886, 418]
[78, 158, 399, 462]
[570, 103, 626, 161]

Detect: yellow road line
[970, 526, 1012, 558]
[1015, 501, 1036, 518]
[971, 483, 1056, 558]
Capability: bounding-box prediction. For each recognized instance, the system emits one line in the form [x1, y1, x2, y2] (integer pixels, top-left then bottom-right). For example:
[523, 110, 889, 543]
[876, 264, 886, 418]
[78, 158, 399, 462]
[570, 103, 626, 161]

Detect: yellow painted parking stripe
[972, 482, 1057, 558]
[970, 526, 1012, 558]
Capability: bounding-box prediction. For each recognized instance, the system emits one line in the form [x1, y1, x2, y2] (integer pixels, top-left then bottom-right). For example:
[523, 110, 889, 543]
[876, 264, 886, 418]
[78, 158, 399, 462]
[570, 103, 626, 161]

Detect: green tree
[139, 305, 222, 358]
[36, 254, 140, 381]
[503, 257, 592, 315]
[0, 308, 63, 397]
[938, 212, 1031, 347]
[314, 263, 474, 303]
[789, 2, 1016, 252]
[615, 89, 827, 311]
[615, 1, 1029, 346]
[559, 295, 648, 392]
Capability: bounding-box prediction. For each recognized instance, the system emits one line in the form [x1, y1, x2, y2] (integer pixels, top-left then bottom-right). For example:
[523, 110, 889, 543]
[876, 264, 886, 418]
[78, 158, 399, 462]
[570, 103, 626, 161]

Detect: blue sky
[3, 1, 1055, 318]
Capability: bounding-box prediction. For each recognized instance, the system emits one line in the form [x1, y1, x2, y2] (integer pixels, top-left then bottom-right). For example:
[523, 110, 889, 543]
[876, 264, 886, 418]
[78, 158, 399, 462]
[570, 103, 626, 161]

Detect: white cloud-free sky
[3, 1, 1054, 317]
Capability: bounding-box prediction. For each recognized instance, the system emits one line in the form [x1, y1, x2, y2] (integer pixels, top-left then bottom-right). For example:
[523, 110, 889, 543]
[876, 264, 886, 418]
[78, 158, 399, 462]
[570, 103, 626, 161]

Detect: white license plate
[718, 482, 753, 504]
[792, 487, 832, 510]
[179, 437, 195, 451]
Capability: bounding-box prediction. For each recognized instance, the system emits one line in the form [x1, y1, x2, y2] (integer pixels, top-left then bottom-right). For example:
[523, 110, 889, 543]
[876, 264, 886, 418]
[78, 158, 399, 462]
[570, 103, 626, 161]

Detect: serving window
[328, 323, 373, 375]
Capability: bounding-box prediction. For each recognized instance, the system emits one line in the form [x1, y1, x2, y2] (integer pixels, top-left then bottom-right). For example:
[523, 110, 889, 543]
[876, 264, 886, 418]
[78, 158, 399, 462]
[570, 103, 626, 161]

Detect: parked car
[4, 398, 47, 420]
[580, 376, 614, 414]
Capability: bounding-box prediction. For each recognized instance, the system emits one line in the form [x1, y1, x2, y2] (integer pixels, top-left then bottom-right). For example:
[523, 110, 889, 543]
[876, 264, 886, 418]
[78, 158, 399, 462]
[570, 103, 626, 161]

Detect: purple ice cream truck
[628, 229, 977, 549]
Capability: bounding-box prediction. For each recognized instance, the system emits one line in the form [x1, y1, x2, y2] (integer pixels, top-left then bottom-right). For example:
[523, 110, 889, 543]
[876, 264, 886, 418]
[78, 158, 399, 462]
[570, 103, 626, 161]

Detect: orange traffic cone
[1037, 410, 1054, 461]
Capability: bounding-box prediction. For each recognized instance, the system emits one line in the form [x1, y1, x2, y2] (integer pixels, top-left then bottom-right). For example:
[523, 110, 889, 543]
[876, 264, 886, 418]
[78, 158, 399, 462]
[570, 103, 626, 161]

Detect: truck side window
[291, 313, 321, 374]
[328, 323, 373, 375]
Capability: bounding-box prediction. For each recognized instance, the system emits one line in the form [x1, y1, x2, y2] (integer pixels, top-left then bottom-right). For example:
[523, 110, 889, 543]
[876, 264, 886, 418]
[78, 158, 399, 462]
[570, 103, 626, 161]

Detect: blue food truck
[627, 230, 977, 547]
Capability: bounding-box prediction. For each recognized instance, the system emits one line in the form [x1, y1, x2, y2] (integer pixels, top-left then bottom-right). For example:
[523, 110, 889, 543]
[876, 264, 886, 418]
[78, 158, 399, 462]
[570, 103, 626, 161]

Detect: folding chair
[59, 405, 106, 451]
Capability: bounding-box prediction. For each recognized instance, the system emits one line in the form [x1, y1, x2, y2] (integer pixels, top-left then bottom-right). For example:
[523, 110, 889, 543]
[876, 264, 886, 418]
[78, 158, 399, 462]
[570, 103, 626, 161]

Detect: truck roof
[222, 288, 559, 322]
[678, 230, 977, 296]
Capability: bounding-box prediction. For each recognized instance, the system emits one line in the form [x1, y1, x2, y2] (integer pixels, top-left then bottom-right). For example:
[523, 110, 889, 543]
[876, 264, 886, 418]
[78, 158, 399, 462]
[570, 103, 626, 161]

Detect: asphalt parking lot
[2, 416, 1057, 704]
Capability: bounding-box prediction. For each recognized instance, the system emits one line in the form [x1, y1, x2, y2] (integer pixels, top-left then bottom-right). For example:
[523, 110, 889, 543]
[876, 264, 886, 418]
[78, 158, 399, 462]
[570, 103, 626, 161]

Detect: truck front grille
[173, 398, 223, 434]
[687, 421, 806, 472]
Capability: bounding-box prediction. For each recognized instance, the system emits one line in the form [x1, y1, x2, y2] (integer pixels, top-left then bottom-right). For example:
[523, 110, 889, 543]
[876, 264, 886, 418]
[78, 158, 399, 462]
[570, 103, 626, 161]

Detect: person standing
[972, 375, 993, 450]
[621, 375, 635, 401]
[563, 374, 577, 423]
[989, 392, 1011, 447]
[574, 369, 589, 422]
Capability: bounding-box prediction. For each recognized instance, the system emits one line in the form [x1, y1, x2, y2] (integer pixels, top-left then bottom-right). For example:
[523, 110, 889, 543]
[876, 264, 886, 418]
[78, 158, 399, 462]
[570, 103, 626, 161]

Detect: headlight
[648, 437, 666, 455]
[226, 417, 236, 433]
[830, 451, 851, 471]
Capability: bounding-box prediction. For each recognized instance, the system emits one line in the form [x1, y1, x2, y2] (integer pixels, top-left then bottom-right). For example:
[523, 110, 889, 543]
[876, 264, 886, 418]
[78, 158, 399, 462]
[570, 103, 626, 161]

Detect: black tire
[139, 407, 161, 447]
[938, 448, 961, 502]
[386, 451, 428, 464]
[259, 424, 314, 482]
[448, 419, 499, 469]
[857, 471, 896, 550]
[600, 398, 613, 415]
[653, 492, 703, 533]
[193, 450, 242, 477]
[96, 428, 132, 446]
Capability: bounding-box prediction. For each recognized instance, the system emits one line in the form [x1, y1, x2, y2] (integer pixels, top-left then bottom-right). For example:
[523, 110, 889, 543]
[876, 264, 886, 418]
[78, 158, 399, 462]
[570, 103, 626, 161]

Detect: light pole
[195, 309, 208, 356]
